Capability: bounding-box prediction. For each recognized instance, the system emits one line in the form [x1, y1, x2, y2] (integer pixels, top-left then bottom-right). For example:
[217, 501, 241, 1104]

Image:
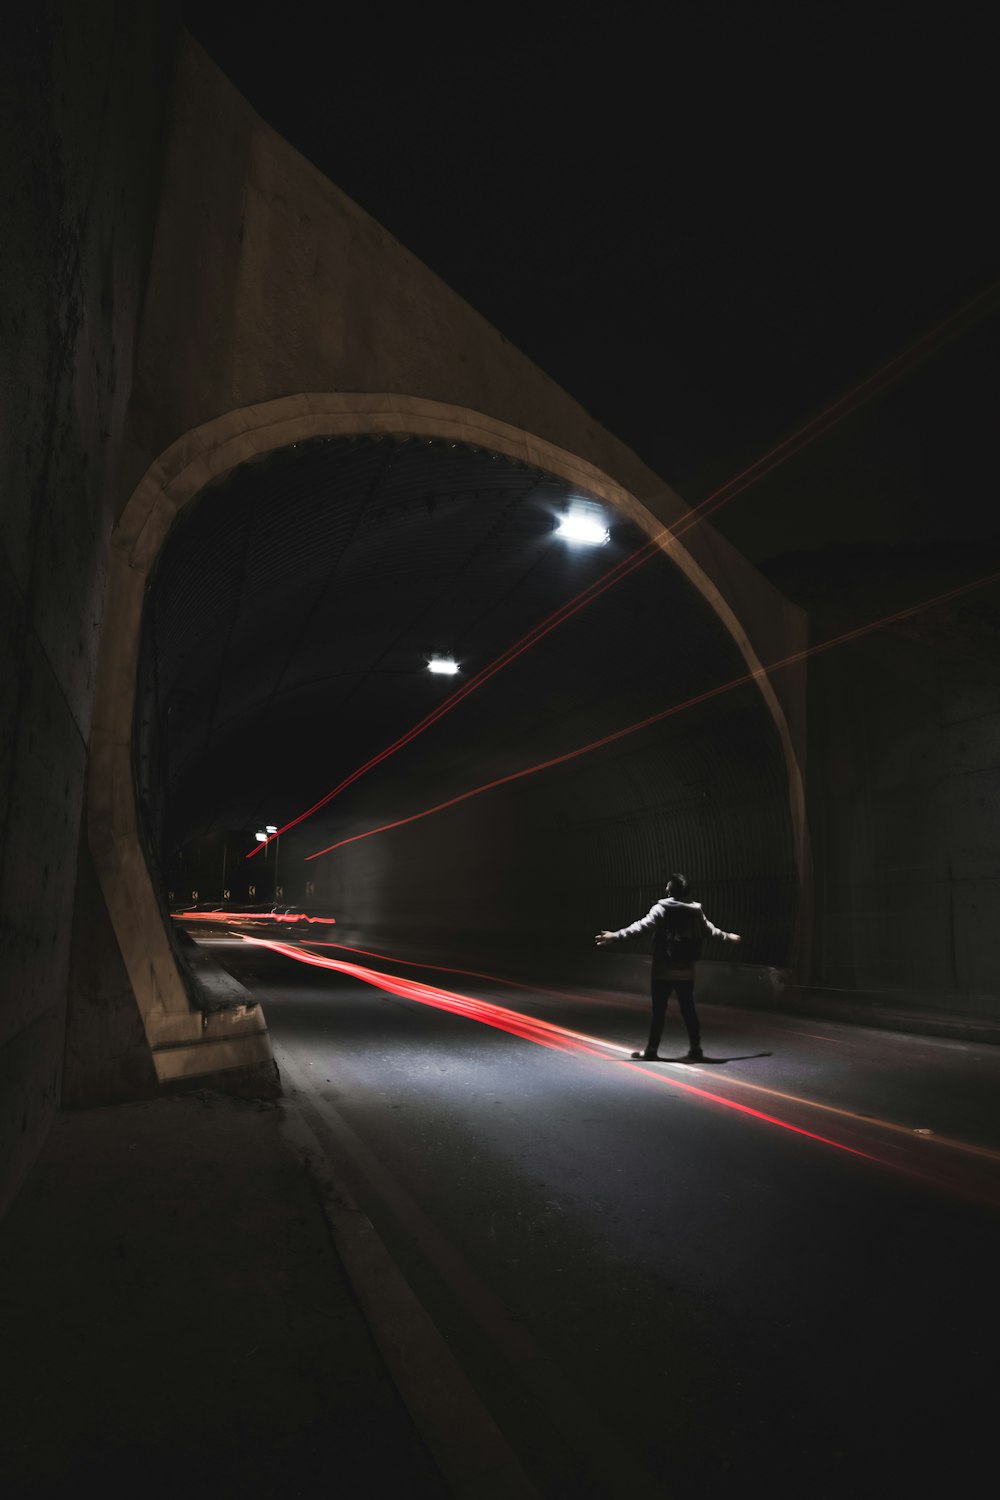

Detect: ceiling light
[265, 825, 278, 834]
[427, 655, 460, 675]
[555, 513, 609, 546]
[254, 831, 268, 842]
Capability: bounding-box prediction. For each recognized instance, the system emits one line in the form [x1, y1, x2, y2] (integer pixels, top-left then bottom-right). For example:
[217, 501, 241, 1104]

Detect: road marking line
[276, 1042, 538, 1500]
[275, 1039, 664, 1500]
[669, 1068, 1000, 1165]
[235, 937, 1000, 1172]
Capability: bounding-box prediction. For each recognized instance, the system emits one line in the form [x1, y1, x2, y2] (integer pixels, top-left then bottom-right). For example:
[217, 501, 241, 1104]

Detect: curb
[751, 998, 1000, 1048]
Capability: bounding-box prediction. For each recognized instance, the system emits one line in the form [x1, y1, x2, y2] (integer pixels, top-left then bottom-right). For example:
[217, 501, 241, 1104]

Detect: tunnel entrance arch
[90, 393, 809, 1087]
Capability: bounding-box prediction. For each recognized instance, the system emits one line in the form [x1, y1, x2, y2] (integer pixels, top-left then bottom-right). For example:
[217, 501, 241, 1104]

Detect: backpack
[655, 905, 702, 967]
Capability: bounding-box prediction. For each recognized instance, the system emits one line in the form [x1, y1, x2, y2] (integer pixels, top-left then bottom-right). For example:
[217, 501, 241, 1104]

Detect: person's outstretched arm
[595, 904, 661, 946]
[700, 910, 741, 945]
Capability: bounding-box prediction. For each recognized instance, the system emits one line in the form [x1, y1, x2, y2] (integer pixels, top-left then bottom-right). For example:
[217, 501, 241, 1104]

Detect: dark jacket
[610, 897, 727, 979]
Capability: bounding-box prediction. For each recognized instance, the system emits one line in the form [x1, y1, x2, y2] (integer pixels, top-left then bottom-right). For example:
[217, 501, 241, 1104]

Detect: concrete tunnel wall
[139, 434, 800, 1001]
[102, 397, 806, 1087]
[120, 33, 809, 761]
[0, 2, 181, 1218]
[0, 20, 807, 1215]
[300, 657, 797, 1005]
[90, 33, 809, 1084]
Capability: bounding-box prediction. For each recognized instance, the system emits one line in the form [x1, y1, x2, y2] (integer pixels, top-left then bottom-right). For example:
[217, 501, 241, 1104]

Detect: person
[595, 872, 741, 1061]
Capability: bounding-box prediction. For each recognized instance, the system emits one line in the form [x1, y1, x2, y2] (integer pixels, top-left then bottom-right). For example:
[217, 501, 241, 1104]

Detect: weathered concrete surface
[62, 833, 159, 1108]
[0, 2, 180, 1214]
[811, 627, 1000, 1009]
[768, 545, 1000, 1019]
[88, 36, 809, 1090]
[2, 16, 807, 1202]
[94, 397, 809, 1076]
[124, 39, 809, 766]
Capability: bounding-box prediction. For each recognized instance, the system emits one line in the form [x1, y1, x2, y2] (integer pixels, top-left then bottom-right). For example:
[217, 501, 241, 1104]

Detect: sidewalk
[0, 1088, 450, 1500]
[765, 992, 1000, 1046]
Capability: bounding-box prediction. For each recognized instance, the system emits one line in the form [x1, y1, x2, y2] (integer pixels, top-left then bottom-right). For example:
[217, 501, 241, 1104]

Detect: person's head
[665, 872, 690, 900]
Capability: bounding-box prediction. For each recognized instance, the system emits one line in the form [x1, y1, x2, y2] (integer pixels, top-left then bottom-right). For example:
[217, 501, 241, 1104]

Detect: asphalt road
[200, 933, 1000, 1498]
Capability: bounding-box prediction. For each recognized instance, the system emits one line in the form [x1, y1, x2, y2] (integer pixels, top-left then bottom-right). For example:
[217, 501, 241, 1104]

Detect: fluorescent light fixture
[265, 825, 278, 834]
[254, 831, 268, 842]
[427, 655, 460, 676]
[555, 512, 610, 546]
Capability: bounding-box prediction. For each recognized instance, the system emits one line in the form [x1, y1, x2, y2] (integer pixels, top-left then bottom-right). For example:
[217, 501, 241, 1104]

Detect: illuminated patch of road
[242, 935, 874, 1161]
[304, 940, 622, 1009]
[297, 940, 1000, 1172]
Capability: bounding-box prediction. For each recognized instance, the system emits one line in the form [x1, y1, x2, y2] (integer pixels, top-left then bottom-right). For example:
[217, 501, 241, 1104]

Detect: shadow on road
[629, 1051, 774, 1064]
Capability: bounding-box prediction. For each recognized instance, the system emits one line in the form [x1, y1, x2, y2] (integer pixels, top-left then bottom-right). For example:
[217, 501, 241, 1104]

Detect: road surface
[193, 931, 1000, 1497]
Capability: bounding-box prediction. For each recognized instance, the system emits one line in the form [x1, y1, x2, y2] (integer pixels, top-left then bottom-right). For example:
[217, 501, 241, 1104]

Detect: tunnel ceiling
[137, 434, 794, 952]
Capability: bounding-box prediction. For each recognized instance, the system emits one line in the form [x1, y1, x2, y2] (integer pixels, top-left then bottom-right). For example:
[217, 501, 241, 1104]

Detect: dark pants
[646, 978, 700, 1055]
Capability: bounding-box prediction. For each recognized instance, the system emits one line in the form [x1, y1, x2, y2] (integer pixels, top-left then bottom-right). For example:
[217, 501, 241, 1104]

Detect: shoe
[631, 1050, 661, 1061]
[685, 1046, 704, 1061]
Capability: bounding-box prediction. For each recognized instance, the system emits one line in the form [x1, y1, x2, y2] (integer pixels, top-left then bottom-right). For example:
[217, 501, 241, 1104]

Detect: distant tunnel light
[555, 512, 610, 546]
[254, 831, 268, 842]
[265, 825, 278, 834]
[427, 655, 460, 676]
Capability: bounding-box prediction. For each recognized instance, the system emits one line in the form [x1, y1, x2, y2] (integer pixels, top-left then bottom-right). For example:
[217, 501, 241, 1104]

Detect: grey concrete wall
[0, 2, 178, 1215]
[807, 622, 1000, 1014]
[0, 18, 806, 1177]
[62, 837, 159, 1107]
[306, 686, 796, 965]
[122, 36, 808, 773]
[86, 36, 808, 1073]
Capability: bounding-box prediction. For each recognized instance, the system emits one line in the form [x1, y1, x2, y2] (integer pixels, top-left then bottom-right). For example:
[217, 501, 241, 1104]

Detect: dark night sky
[184, 2, 998, 572]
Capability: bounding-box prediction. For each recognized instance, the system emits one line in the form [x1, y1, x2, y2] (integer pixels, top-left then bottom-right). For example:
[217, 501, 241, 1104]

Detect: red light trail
[244, 935, 617, 1059]
[174, 909, 336, 926]
[295, 941, 1000, 1180]
[241, 934, 872, 1159]
[247, 276, 1000, 861]
[305, 564, 1000, 860]
[304, 941, 614, 1008]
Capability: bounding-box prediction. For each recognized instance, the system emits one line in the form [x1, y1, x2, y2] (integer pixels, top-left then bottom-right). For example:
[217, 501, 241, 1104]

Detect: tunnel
[131, 429, 800, 1009]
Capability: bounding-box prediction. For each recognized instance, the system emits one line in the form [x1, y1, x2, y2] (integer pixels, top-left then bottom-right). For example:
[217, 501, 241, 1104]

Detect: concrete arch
[90, 393, 810, 1085]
